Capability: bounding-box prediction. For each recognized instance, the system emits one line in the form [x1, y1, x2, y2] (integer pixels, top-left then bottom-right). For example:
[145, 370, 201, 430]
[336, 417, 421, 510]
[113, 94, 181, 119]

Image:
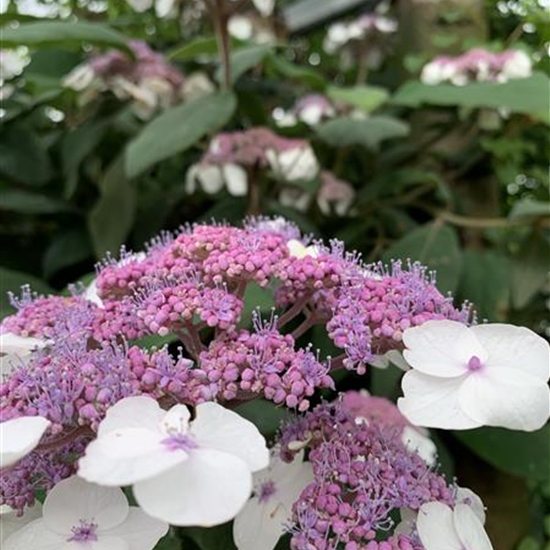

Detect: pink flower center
[467, 355, 483, 372]
[67, 520, 99, 542]
[161, 433, 197, 452]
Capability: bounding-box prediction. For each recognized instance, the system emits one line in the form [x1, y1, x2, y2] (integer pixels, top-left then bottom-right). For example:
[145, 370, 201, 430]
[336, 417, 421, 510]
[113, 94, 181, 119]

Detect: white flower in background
[0, 49, 28, 81]
[229, 14, 255, 41]
[287, 239, 319, 259]
[401, 426, 437, 466]
[278, 186, 312, 212]
[228, 13, 277, 44]
[181, 72, 215, 103]
[398, 321, 550, 431]
[233, 451, 313, 550]
[500, 50, 532, 81]
[125, 0, 153, 12]
[84, 279, 104, 308]
[275, 95, 336, 128]
[3, 476, 168, 550]
[0, 333, 46, 377]
[0, 416, 50, 469]
[186, 162, 248, 196]
[0, 503, 42, 544]
[266, 145, 319, 183]
[368, 349, 409, 370]
[251, 0, 275, 16]
[417, 502, 493, 550]
[316, 171, 355, 216]
[78, 396, 269, 526]
[63, 64, 96, 91]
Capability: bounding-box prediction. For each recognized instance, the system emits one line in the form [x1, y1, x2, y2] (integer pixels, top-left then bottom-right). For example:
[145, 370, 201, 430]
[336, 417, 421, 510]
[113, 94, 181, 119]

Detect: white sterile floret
[416, 501, 493, 550]
[3, 476, 168, 550]
[397, 321, 550, 431]
[0, 333, 46, 377]
[266, 146, 319, 183]
[251, 0, 275, 16]
[501, 50, 532, 80]
[401, 425, 437, 466]
[286, 239, 319, 259]
[78, 396, 269, 526]
[233, 450, 313, 550]
[0, 416, 51, 469]
[0, 503, 42, 544]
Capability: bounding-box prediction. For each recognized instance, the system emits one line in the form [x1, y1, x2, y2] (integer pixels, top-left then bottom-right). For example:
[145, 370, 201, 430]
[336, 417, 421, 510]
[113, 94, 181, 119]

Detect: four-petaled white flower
[186, 162, 249, 197]
[417, 501, 493, 550]
[3, 476, 168, 550]
[266, 145, 319, 183]
[0, 416, 51, 469]
[0, 504, 42, 544]
[78, 396, 269, 526]
[0, 333, 46, 377]
[233, 450, 313, 550]
[398, 321, 550, 431]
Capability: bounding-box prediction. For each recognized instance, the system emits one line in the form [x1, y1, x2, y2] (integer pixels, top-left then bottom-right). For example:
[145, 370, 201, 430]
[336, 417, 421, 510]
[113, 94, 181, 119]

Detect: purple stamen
[258, 480, 277, 503]
[467, 355, 483, 372]
[67, 520, 99, 542]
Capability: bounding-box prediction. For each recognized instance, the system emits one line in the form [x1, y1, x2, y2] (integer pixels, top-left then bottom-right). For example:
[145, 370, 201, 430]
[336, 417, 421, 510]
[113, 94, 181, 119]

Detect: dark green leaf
[509, 198, 549, 219]
[327, 85, 389, 113]
[239, 282, 275, 328]
[88, 157, 136, 258]
[1, 21, 132, 53]
[235, 399, 291, 439]
[183, 522, 237, 550]
[266, 54, 326, 91]
[133, 333, 178, 349]
[168, 36, 220, 61]
[43, 229, 93, 279]
[382, 222, 463, 293]
[392, 73, 550, 115]
[454, 426, 550, 482]
[125, 92, 236, 178]
[0, 189, 74, 214]
[316, 116, 410, 149]
[218, 44, 271, 84]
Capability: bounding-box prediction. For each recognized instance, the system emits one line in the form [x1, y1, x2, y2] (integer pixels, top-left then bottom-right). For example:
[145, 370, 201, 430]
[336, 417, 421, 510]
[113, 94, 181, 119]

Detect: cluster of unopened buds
[1, 218, 548, 550]
[420, 47, 532, 86]
[63, 40, 214, 119]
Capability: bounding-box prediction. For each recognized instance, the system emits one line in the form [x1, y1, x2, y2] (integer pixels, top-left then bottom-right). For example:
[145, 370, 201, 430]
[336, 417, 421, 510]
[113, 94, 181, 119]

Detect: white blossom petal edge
[398, 321, 550, 431]
[0, 416, 50, 469]
[3, 476, 168, 550]
[417, 501, 493, 550]
[78, 396, 269, 526]
[0, 503, 42, 544]
[0, 333, 46, 377]
[233, 450, 314, 550]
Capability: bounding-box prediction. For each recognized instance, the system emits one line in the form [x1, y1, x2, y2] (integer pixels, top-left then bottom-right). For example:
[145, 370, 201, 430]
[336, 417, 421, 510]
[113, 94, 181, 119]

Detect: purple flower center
[467, 355, 483, 372]
[258, 480, 277, 503]
[161, 433, 198, 453]
[67, 520, 99, 542]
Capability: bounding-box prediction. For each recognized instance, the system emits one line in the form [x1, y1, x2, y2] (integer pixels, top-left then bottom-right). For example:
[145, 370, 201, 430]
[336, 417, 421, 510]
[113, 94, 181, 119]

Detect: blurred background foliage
[0, 0, 549, 548]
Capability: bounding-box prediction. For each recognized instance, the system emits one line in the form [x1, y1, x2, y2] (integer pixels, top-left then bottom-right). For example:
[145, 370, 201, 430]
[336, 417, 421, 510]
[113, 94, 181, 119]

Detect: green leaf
[457, 250, 509, 321]
[43, 228, 93, 279]
[316, 116, 410, 149]
[382, 222, 463, 293]
[266, 54, 326, 91]
[133, 333, 178, 349]
[0, 267, 54, 319]
[168, 36, 219, 61]
[510, 232, 550, 309]
[125, 92, 236, 178]
[454, 425, 550, 482]
[61, 118, 112, 198]
[1, 21, 132, 53]
[239, 282, 275, 328]
[0, 189, 75, 214]
[235, 399, 291, 438]
[509, 198, 549, 219]
[392, 73, 550, 115]
[88, 156, 136, 258]
[327, 85, 389, 113]
[183, 523, 237, 550]
[218, 44, 271, 84]
[0, 124, 53, 186]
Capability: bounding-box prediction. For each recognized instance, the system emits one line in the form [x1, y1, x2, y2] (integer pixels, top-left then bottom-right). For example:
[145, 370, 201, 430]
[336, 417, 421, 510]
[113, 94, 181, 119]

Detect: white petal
[97, 396, 165, 438]
[126, 0, 153, 12]
[455, 487, 486, 524]
[228, 15, 254, 41]
[197, 165, 224, 194]
[454, 504, 494, 550]
[403, 320, 487, 378]
[252, 0, 275, 16]
[393, 507, 417, 536]
[398, 371, 481, 430]
[43, 476, 128, 534]
[78, 430, 186, 486]
[155, 0, 176, 18]
[0, 503, 42, 544]
[103, 507, 168, 550]
[299, 104, 324, 126]
[191, 402, 269, 472]
[0, 333, 46, 377]
[0, 416, 50, 468]
[84, 280, 104, 308]
[401, 426, 437, 466]
[223, 163, 248, 196]
[416, 502, 462, 550]
[133, 449, 252, 526]
[470, 324, 550, 381]
[458, 368, 550, 431]
[3, 519, 67, 550]
[233, 497, 284, 550]
[161, 404, 191, 435]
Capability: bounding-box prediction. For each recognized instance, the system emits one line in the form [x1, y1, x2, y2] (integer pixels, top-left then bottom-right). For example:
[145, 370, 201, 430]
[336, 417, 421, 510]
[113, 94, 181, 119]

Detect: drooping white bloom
[78, 396, 269, 526]
[125, 0, 154, 12]
[500, 50, 532, 81]
[229, 15, 255, 41]
[186, 163, 248, 196]
[416, 502, 493, 550]
[0, 333, 46, 377]
[62, 64, 96, 91]
[0, 49, 28, 81]
[0, 416, 51, 469]
[266, 145, 319, 183]
[251, 0, 275, 16]
[233, 451, 313, 550]
[398, 321, 550, 431]
[181, 72, 215, 103]
[0, 504, 42, 544]
[3, 476, 168, 550]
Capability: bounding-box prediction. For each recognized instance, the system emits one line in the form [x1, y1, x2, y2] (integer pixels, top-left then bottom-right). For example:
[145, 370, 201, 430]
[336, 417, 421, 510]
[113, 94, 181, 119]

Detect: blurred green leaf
[509, 198, 550, 220]
[316, 116, 410, 149]
[266, 54, 326, 91]
[168, 36, 219, 61]
[239, 282, 275, 328]
[183, 522, 237, 550]
[0, 189, 75, 214]
[327, 85, 389, 113]
[88, 157, 136, 258]
[43, 228, 93, 279]
[382, 222, 463, 293]
[220, 44, 271, 84]
[457, 249, 509, 321]
[454, 425, 550, 482]
[0, 124, 53, 186]
[393, 73, 550, 116]
[235, 399, 291, 439]
[133, 333, 178, 349]
[510, 232, 550, 309]
[125, 92, 236, 178]
[1, 21, 132, 53]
